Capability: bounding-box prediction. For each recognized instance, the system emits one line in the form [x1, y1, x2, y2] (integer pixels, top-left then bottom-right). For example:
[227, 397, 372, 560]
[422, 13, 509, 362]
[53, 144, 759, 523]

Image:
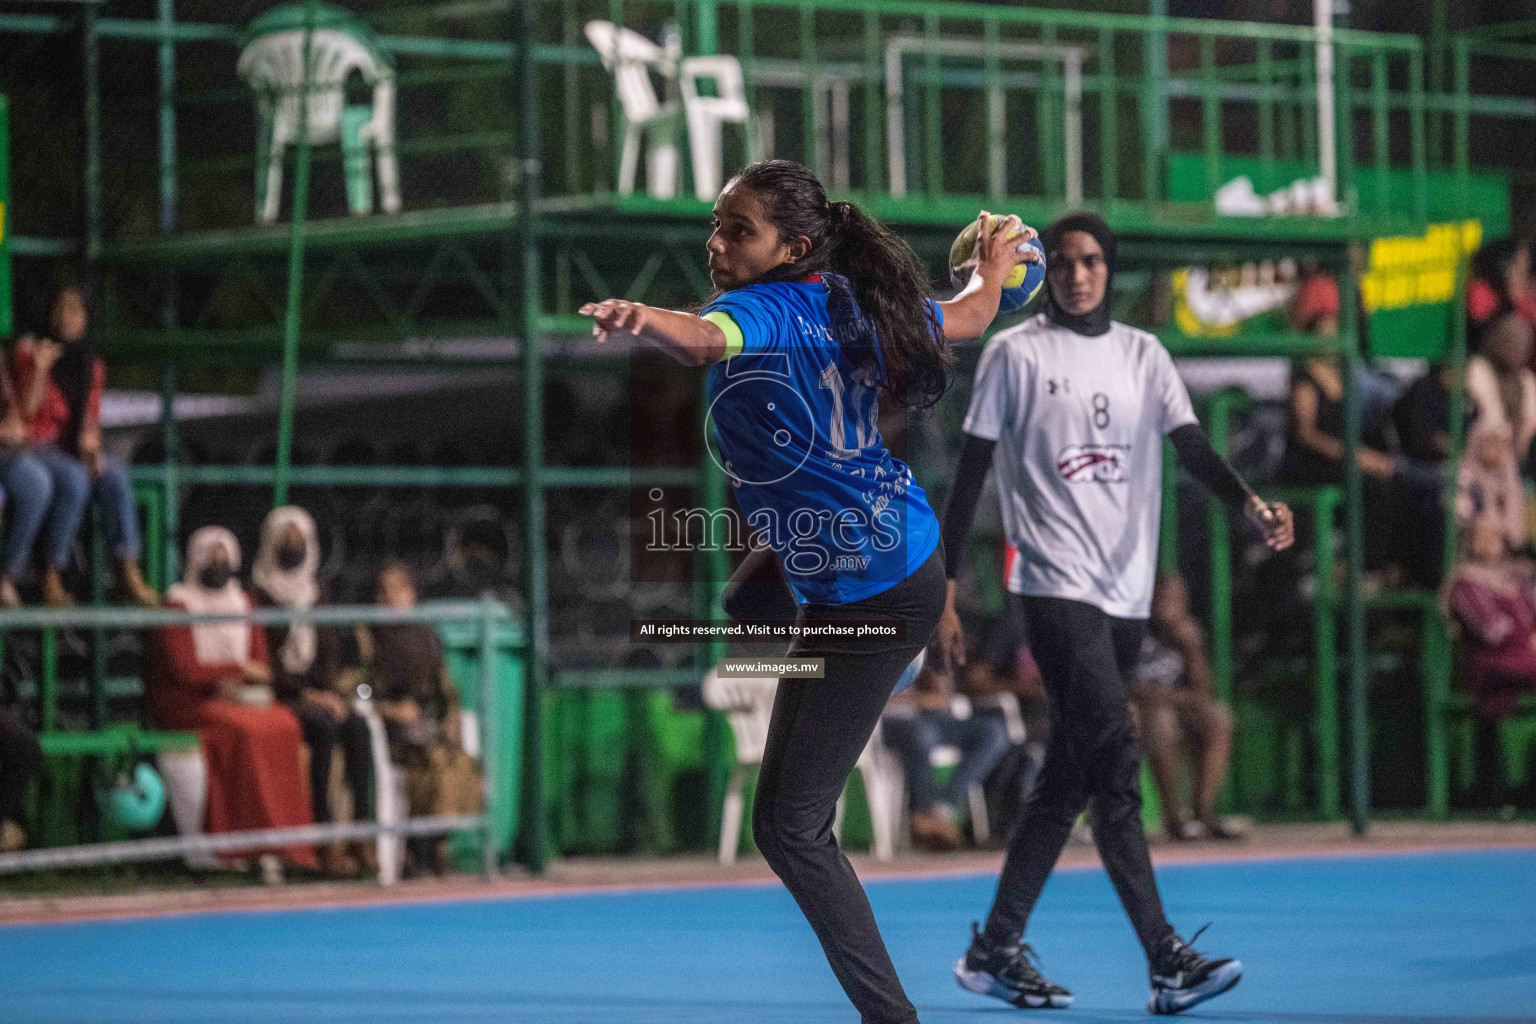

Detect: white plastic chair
[238, 16, 400, 224]
[157, 747, 225, 871]
[354, 696, 480, 886]
[704, 667, 905, 863]
[678, 55, 751, 202]
[702, 668, 777, 864]
[852, 721, 903, 860]
[354, 699, 408, 884]
[585, 20, 680, 200]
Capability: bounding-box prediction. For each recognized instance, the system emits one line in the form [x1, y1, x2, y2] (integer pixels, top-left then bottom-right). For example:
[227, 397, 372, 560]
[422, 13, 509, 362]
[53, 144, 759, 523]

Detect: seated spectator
[881, 662, 1011, 852]
[8, 274, 157, 608]
[252, 505, 373, 878]
[1392, 361, 1456, 465]
[0, 706, 42, 852]
[143, 527, 315, 877]
[0, 359, 48, 610]
[359, 560, 482, 875]
[1129, 574, 1246, 842]
[1457, 423, 1525, 554]
[1467, 312, 1536, 466]
[1392, 361, 1471, 584]
[1279, 273, 1409, 579]
[1442, 517, 1536, 806]
[1467, 236, 1535, 334]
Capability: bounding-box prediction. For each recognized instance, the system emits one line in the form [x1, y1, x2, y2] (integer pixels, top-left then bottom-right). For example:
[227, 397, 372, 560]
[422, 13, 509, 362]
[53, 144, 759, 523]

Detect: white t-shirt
[963, 314, 1198, 619]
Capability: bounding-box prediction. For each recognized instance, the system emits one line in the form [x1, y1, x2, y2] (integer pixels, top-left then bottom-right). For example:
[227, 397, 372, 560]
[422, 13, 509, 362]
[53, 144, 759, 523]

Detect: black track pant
[289, 702, 373, 824]
[752, 545, 946, 1024]
[982, 595, 1175, 960]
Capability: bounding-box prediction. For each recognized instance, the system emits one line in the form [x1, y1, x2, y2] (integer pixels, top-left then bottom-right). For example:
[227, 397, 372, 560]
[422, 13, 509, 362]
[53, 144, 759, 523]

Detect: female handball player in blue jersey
[580, 159, 1036, 1024]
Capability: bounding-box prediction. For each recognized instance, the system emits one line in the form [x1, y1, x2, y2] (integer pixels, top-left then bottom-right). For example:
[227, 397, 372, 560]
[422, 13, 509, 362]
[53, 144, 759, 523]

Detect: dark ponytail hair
[724, 160, 951, 408]
[42, 265, 100, 457]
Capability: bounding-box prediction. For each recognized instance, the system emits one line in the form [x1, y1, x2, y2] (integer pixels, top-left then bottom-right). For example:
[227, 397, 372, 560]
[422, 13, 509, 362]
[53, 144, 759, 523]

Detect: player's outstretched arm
[1168, 424, 1294, 551]
[937, 212, 1041, 343]
[578, 299, 728, 367]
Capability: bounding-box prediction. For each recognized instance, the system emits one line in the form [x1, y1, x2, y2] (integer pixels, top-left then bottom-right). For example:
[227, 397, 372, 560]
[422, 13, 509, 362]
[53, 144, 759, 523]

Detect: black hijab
[1042, 211, 1117, 337]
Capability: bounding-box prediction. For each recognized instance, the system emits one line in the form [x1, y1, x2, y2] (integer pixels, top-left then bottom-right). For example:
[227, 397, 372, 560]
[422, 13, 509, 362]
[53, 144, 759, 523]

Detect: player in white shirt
[936, 212, 1294, 1016]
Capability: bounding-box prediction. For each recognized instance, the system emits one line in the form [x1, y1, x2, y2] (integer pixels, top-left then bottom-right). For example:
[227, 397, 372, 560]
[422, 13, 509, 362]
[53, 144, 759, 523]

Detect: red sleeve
[10, 344, 35, 396]
[85, 359, 104, 427]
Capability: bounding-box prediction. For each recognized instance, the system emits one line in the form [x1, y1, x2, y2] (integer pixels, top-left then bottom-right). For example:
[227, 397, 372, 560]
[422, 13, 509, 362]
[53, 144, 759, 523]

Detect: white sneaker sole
[1148, 959, 1243, 1015]
[955, 960, 1074, 1009]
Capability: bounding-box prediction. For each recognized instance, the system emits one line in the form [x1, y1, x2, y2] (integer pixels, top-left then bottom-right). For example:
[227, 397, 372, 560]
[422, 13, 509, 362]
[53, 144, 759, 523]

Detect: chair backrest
[701, 668, 777, 765]
[238, 27, 391, 141]
[584, 19, 670, 124]
[679, 55, 747, 110]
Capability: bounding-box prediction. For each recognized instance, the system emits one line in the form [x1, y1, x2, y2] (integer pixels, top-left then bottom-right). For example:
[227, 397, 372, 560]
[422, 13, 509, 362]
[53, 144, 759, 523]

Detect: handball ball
[949, 214, 1047, 314]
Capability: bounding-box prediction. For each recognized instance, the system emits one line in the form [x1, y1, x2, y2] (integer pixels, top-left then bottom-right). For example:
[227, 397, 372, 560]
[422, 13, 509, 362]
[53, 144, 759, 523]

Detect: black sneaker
[1147, 925, 1243, 1015]
[954, 922, 1073, 1009]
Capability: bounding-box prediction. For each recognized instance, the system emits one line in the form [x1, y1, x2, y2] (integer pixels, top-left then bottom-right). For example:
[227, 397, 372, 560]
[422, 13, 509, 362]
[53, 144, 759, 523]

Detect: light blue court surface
[3, 850, 1534, 1023]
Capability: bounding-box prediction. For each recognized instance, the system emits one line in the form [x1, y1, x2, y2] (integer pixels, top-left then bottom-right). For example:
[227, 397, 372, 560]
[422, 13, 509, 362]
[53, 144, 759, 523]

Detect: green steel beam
[0, 4, 1426, 52]
[158, 0, 180, 587]
[515, 0, 549, 876]
[273, 0, 319, 509]
[82, 3, 101, 265]
[101, 194, 1423, 268]
[1339, 257, 1369, 836]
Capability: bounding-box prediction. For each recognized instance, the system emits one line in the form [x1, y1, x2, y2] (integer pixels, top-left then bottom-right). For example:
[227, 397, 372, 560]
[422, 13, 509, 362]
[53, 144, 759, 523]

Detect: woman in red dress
[144, 526, 316, 873]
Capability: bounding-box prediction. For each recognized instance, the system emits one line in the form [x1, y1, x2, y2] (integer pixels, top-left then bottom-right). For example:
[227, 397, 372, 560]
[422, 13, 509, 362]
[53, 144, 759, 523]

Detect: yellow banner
[1360, 220, 1482, 313]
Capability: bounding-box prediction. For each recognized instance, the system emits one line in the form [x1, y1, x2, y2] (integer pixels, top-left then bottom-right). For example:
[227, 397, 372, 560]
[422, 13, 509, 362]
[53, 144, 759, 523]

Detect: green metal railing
[0, 598, 513, 876]
[0, 0, 1432, 238]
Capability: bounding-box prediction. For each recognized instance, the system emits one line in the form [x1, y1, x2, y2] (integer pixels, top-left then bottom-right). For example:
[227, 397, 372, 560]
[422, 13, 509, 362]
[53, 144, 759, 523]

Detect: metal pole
[478, 599, 498, 878]
[696, 0, 717, 56]
[274, 0, 319, 508]
[159, 0, 180, 584]
[1205, 391, 1236, 707]
[1314, 0, 1338, 210]
[1148, 0, 1168, 158]
[82, 3, 101, 265]
[1428, 0, 1448, 164]
[516, 0, 548, 875]
[1340, 256, 1369, 836]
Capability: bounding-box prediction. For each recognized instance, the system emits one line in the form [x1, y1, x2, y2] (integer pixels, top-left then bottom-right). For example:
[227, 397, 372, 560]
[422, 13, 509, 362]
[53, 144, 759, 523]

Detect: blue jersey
[701, 279, 942, 605]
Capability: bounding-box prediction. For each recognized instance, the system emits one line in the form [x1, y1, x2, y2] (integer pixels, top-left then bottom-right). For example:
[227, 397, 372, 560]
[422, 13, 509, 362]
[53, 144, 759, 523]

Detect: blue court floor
[2, 850, 1534, 1023]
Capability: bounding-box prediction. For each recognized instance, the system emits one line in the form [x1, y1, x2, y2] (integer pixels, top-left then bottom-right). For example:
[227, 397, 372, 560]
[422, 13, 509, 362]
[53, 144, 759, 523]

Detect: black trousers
[0, 707, 43, 824]
[982, 595, 1174, 960]
[289, 702, 373, 825]
[752, 545, 947, 1024]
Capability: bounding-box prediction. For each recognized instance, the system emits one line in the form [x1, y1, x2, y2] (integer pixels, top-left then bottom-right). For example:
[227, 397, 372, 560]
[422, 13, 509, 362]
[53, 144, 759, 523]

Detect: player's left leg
[1100, 619, 1243, 1015]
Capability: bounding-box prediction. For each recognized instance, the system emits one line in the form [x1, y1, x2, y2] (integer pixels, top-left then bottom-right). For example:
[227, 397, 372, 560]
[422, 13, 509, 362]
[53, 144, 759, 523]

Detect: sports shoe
[955, 922, 1073, 1009]
[1147, 925, 1243, 1015]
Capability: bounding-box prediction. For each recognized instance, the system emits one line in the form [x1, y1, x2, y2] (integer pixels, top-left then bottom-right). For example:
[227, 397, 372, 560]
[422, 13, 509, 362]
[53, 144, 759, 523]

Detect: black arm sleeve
[1168, 423, 1254, 512]
[940, 433, 998, 580]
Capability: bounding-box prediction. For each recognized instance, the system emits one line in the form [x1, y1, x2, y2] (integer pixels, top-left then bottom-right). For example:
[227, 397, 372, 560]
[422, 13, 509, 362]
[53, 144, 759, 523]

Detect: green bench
[38, 724, 198, 758]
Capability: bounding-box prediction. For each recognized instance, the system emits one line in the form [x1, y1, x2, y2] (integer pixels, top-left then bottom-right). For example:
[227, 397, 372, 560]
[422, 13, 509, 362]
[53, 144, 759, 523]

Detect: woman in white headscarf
[144, 526, 315, 873]
[251, 505, 373, 877]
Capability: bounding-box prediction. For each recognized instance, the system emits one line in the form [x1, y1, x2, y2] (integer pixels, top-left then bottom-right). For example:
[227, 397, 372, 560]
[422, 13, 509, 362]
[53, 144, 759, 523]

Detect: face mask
[275, 541, 306, 571]
[198, 563, 233, 590]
